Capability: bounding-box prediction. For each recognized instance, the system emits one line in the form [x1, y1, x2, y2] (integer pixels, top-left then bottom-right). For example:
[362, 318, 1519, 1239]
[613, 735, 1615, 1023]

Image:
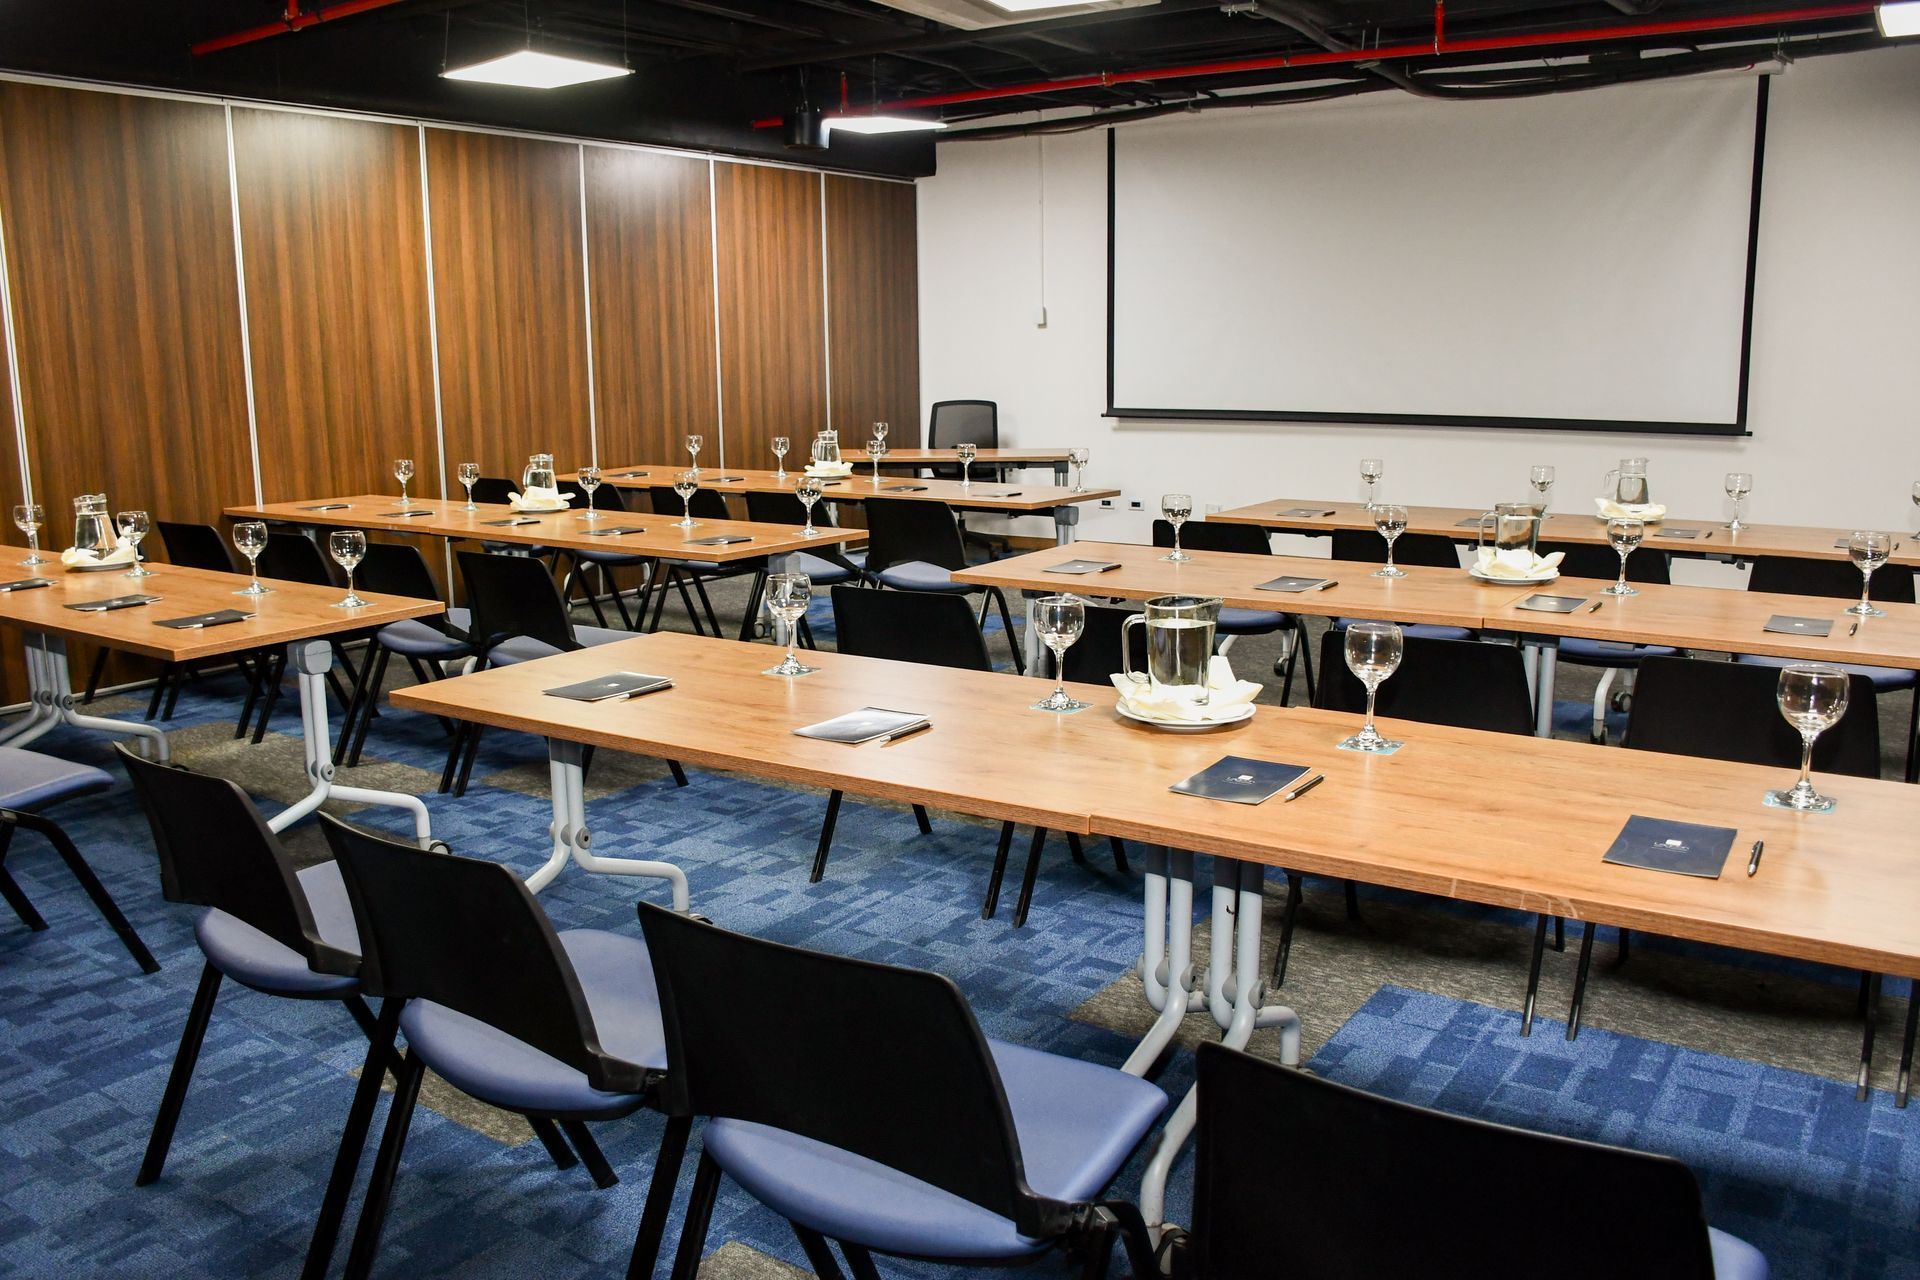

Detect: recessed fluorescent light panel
[443, 50, 632, 89]
[987, 0, 1095, 9]
[1879, 0, 1920, 36]
[824, 115, 949, 134]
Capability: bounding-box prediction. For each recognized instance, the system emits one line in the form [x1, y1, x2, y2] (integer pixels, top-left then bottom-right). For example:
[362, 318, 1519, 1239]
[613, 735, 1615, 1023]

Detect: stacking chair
[927, 399, 1008, 557]
[863, 497, 1024, 673]
[318, 818, 679, 1280]
[242, 531, 360, 744]
[0, 746, 157, 973]
[744, 490, 869, 589]
[335, 543, 474, 768]
[1178, 1042, 1768, 1280]
[638, 904, 1166, 1280]
[469, 476, 517, 506]
[1151, 519, 1315, 703]
[1327, 528, 1471, 641]
[1537, 540, 1680, 742]
[645, 485, 763, 638]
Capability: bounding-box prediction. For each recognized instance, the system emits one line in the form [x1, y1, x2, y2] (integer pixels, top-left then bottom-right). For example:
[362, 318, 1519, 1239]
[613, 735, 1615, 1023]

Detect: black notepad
[686, 535, 752, 546]
[1257, 575, 1333, 593]
[0, 577, 53, 592]
[1603, 815, 1736, 879]
[544, 672, 673, 702]
[1661, 528, 1704, 538]
[1169, 756, 1310, 805]
[155, 609, 252, 630]
[379, 509, 436, 518]
[299, 503, 352, 512]
[1280, 507, 1335, 517]
[711, 475, 745, 483]
[480, 517, 543, 527]
[1514, 593, 1589, 614]
[1046, 559, 1121, 575]
[885, 485, 929, 493]
[794, 707, 929, 744]
[614, 471, 648, 479]
[579, 526, 646, 537]
[66, 594, 161, 612]
[1764, 614, 1833, 637]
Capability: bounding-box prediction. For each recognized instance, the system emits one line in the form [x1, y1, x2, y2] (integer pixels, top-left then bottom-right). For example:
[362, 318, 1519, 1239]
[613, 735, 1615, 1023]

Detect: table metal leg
[1, 632, 169, 760]
[1053, 503, 1080, 547]
[267, 639, 429, 839]
[524, 739, 691, 907]
[1526, 639, 1558, 738]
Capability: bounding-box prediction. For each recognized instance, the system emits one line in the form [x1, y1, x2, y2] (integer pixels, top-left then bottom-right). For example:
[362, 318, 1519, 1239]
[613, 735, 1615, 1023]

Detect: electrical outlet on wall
[1099, 497, 1114, 508]
[1128, 499, 1144, 511]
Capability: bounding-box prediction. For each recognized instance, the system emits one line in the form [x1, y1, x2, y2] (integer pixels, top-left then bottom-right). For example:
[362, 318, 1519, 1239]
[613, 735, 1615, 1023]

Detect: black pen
[1746, 839, 1764, 877]
[885, 722, 931, 742]
[1282, 774, 1325, 802]
[1585, 600, 1604, 613]
[1314, 580, 1338, 591]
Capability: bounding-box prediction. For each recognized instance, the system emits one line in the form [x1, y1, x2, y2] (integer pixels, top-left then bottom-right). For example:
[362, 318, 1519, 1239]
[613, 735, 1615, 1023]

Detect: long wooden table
[0, 555, 441, 837]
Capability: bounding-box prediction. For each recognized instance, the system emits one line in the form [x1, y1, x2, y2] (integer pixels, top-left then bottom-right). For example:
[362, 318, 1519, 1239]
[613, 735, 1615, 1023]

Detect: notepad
[885, 485, 929, 493]
[1514, 593, 1589, 613]
[379, 509, 436, 518]
[614, 471, 648, 479]
[1764, 614, 1833, 637]
[1257, 575, 1333, 593]
[974, 490, 1022, 498]
[299, 503, 352, 512]
[1660, 527, 1704, 538]
[1281, 507, 1336, 517]
[1602, 815, 1736, 878]
[1454, 517, 1492, 528]
[794, 707, 929, 744]
[686, 535, 752, 546]
[579, 526, 646, 537]
[1169, 756, 1310, 805]
[155, 609, 252, 630]
[1046, 559, 1121, 575]
[480, 517, 542, 527]
[0, 577, 52, 592]
[66, 594, 161, 612]
[544, 672, 673, 702]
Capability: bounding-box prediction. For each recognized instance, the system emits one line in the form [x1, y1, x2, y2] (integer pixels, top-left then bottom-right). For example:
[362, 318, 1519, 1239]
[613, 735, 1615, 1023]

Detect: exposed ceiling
[0, 0, 1894, 177]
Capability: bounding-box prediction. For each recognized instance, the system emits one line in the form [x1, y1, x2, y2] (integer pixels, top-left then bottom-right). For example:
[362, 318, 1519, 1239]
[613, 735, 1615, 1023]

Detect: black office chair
[1537, 540, 1680, 743]
[1151, 519, 1315, 703]
[638, 904, 1165, 1280]
[1058, 604, 1146, 685]
[158, 521, 239, 572]
[927, 399, 1008, 555]
[645, 485, 763, 638]
[744, 490, 869, 591]
[1327, 528, 1472, 641]
[335, 543, 474, 768]
[241, 531, 360, 744]
[470, 476, 517, 506]
[1178, 1042, 1767, 1280]
[555, 484, 652, 629]
[863, 497, 1024, 673]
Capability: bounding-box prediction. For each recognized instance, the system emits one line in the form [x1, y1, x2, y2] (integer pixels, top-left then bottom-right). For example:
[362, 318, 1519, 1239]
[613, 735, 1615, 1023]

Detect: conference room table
[0, 556, 440, 838]
[875, 446, 1076, 485]
[389, 629, 1920, 1235]
[1212, 498, 1920, 567]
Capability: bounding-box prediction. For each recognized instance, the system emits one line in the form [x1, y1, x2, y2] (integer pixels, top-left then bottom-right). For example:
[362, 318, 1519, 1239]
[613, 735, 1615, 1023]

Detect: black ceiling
[0, 0, 1888, 176]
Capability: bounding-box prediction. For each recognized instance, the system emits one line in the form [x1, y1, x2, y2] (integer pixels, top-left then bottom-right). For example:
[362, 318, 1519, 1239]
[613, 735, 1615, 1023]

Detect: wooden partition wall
[0, 78, 919, 703]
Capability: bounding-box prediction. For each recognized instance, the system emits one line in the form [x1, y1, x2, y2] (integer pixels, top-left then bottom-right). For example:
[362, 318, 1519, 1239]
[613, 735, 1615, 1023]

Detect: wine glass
[1068, 447, 1090, 493]
[672, 472, 699, 528]
[1359, 457, 1384, 510]
[13, 503, 46, 566]
[115, 510, 154, 578]
[1161, 493, 1193, 562]
[956, 441, 978, 488]
[762, 572, 817, 677]
[1846, 531, 1891, 617]
[1604, 517, 1644, 596]
[772, 436, 790, 480]
[1031, 595, 1089, 713]
[866, 437, 888, 485]
[1764, 663, 1849, 813]
[457, 461, 480, 510]
[686, 434, 704, 478]
[795, 477, 823, 537]
[1724, 471, 1752, 532]
[328, 530, 368, 608]
[393, 457, 414, 506]
[232, 520, 271, 595]
[1339, 621, 1404, 753]
[872, 421, 889, 447]
[578, 465, 602, 522]
[1372, 504, 1408, 578]
[1529, 465, 1555, 515]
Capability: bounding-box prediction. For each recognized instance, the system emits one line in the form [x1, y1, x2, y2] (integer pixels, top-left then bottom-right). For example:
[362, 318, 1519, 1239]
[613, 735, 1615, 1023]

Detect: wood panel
[826, 176, 919, 444]
[233, 109, 438, 504]
[713, 163, 826, 471]
[0, 295, 24, 705]
[584, 147, 717, 469]
[425, 129, 590, 487]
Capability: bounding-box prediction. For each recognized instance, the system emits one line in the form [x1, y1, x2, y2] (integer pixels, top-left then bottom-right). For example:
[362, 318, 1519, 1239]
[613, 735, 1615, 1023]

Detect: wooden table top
[594, 465, 1117, 514]
[0, 555, 440, 661]
[1211, 498, 1920, 566]
[225, 495, 861, 563]
[877, 447, 1072, 465]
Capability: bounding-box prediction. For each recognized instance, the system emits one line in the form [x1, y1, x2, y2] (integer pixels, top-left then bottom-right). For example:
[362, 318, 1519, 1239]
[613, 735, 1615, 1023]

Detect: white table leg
[1052, 503, 1080, 547]
[1022, 595, 1044, 674]
[523, 739, 690, 907]
[1530, 639, 1558, 738]
[0, 634, 58, 747]
[0, 632, 169, 759]
[267, 639, 429, 839]
[1124, 846, 1204, 1077]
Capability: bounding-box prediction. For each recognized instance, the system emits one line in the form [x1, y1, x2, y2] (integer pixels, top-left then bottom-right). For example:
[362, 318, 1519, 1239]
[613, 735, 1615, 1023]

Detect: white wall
[916, 46, 1920, 584]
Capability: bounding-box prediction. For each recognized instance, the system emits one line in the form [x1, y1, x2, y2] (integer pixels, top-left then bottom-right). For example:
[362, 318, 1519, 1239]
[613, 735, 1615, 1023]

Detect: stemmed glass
[872, 421, 889, 447]
[393, 457, 414, 507]
[867, 437, 888, 485]
[795, 477, 823, 537]
[13, 503, 46, 566]
[329, 530, 368, 608]
[1604, 517, 1643, 596]
[1529, 465, 1555, 514]
[457, 461, 480, 510]
[672, 472, 699, 528]
[1372, 504, 1408, 578]
[1359, 457, 1384, 510]
[1764, 663, 1849, 812]
[1725, 472, 1752, 531]
[578, 466, 602, 521]
[1032, 594, 1088, 713]
[232, 521, 271, 596]
[686, 434, 704, 479]
[772, 436, 790, 480]
[1161, 493, 1193, 562]
[955, 441, 978, 489]
[1338, 621, 1404, 753]
[762, 572, 817, 677]
[115, 510, 154, 578]
[1846, 531, 1891, 617]
[1068, 447, 1090, 493]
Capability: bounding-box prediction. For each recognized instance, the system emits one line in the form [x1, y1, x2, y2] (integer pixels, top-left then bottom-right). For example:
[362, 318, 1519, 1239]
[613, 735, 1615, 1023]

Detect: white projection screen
[1108, 76, 1766, 434]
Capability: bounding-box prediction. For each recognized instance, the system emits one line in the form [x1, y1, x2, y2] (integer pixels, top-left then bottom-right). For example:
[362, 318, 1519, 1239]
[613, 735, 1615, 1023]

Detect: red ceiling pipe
[191, 0, 412, 57]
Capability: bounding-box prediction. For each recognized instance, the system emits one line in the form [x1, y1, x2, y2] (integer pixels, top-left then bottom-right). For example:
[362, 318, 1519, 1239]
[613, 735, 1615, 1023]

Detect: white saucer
[509, 500, 572, 513]
[803, 464, 854, 478]
[66, 559, 135, 573]
[1468, 566, 1560, 586]
[1116, 701, 1255, 732]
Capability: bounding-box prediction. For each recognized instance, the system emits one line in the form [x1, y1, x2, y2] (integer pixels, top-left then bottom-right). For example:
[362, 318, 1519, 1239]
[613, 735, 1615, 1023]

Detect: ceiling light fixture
[986, 0, 1096, 10]
[1878, 0, 1920, 35]
[443, 49, 632, 89]
[824, 114, 949, 134]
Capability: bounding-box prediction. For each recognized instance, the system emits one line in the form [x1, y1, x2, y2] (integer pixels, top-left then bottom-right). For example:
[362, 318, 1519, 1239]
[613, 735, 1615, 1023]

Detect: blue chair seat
[570, 547, 652, 567]
[377, 608, 472, 660]
[1333, 617, 1473, 642]
[195, 861, 358, 996]
[796, 552, 856, 585]
[876, 561, 971, 593]
[489, 626, 631, 668]
[1735, 651, 1916, 691]
[1558, 637, 1680, 667]
[398, 928, 663, 1119]
[1710, 1226, 1769, 1280]
[701, 1039, 1166, 1260]
[1216, 607, 1287, 635]
[0, 747, 112, 812]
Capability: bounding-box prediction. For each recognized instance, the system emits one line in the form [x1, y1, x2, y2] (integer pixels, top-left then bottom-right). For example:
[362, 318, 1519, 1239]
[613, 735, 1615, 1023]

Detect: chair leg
[144, 665, 172, 721]
[668, 1150, 725, 1280]
[1103, 1200, 1161, 1280]
[1269, 872, 1304, 988]
[1615, 928, 1630, 966]
[1109, 837, 1130, 875]
[841, 1243, 885, 1280]
[811, 791, 843, 883]
[981, 821, 1016, 920]
[0, 822, 46, 929]
[83, 647, 109, 705]
[438, 724, 468, 794]
[527, 1117, 578, 1172]
[911, 803, 932, 835]
[1897, 982, 1917, 1109]
[253, 654, 287, 744]
[342, 1050, 425, 1280]
[1520, 914, 1549, 1038]
[13, 811, 158, 974]
[1079, 1218, 1115, 1280]
[1553, 916, 1565, 952]
[1067, 832, 1086, 865]
[452, 724, 484, 798]
[336, 641, 382, 767]
[988, 587, 1025, 674]
[691, 574, 721, 637]
[1590, 667, 1619, 744]
[138, 962, 224, 1185]
[789, 1224, 849, 1280]
[161, 665, 186, 721]
[626, 1114, 691, 1280]
[736, 570, 767, 642]
[302, 997, 405, 1280]
[668, 760, 688, 788]
[347, 647, 394, 768]
[1906, 685, 1919, 785]
[1859, 972, 1884, 1101]
[1567, 923, 1598, 1041]
[557, 1119, 618, 1189]
[1011, 826, 1049, 928]
[1343, 879, 1362, 922]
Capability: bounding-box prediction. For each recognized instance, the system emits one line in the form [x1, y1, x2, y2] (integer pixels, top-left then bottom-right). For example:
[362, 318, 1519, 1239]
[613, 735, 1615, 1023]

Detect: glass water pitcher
[522, 453, 556, 492]
[1602, 457, 1651, 506]
[810, 430, 841, 468]
[1121, 595, 1222, 705]
[71, 493, 113, 555]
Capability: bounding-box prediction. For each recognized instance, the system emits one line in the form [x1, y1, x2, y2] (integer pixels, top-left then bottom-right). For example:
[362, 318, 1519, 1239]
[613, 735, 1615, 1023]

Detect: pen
[1314, 580, 1339, 591]
[1585, 600, 1604, 613]
[1700, 531, 1713, 541]
[1848, 619, 1860, 636]
[1282, 774, 1325, 802]
[885, 722, 931, 741]
[1746, 839, 1764, 877]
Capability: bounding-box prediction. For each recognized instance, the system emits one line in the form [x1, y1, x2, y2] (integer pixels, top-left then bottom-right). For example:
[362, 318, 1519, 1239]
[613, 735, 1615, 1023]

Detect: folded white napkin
[803, 461, 853, 478]
[61, 539, 134, 568]
[509, 486, 573, 512]
[1112, 655, 1263, 723]
[1594, 498, 1667, 521]
[1473, 547, 1565, 579]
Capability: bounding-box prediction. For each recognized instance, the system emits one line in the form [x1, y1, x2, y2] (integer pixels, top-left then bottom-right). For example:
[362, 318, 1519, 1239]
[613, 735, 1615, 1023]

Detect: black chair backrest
[1330, 528, 1460, 569]
[1748, 554, 1916, 603]
[115, 744, 354, 976]
[1059, 603, 1146, 684]
[927, 399, 998, 450]
[864, 497, 967, 574]
[744, 490, 809, 526]
[831, 585, 991, 671]
[1151, 519, 1271, 556]
[1188, 1042, 1718, 1280]
[1538, 540, 1671, 584]
[559, 479, 629, 513]
[158, 521, 237, 572]
[1625, 656, 1880, 777]
[648, 486, 731, 521]
[1313, 632, 1534, 735]
[357, 542, 440, 600]
[456, 550, 577, 658]
[636, 903, 1052, 1233]
[471, 476, 517, 506]
[321, 816, 650, 1094]
[259, 530, 338, 586]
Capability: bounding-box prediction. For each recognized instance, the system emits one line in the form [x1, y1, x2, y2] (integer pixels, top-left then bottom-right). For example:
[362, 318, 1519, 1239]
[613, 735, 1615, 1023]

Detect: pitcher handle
[1121, 614, 1149, 687]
